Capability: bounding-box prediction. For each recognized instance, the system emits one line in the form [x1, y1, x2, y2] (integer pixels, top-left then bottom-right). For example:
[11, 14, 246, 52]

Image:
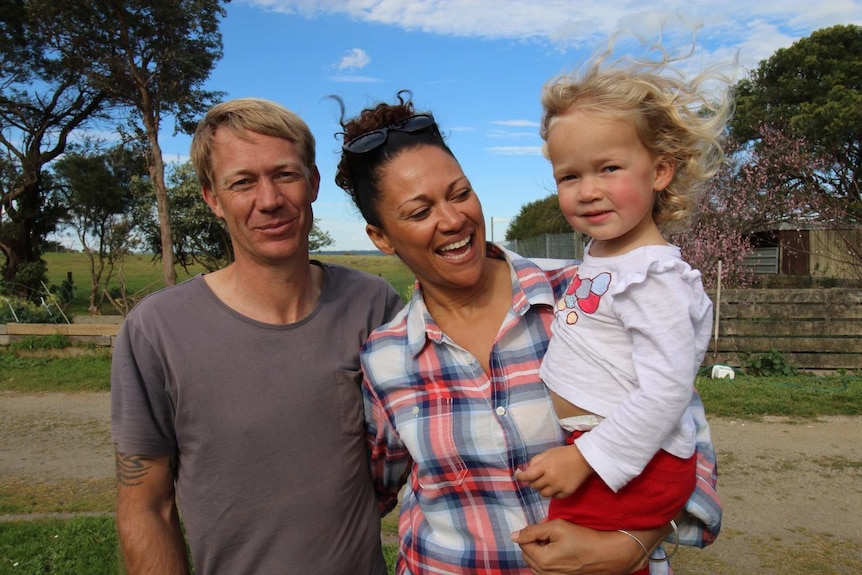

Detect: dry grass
[0, 477, 114, 516]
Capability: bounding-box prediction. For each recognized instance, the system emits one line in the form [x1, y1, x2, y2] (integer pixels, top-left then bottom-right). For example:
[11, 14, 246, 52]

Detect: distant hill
[312, 249, 387, 256]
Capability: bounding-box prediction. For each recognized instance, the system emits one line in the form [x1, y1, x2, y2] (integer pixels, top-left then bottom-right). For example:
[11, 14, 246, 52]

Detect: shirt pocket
[399, 395, 467, 491]
[336, 369, 365, 436]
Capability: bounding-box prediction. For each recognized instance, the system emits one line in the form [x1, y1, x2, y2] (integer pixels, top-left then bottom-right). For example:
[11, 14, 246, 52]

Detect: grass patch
[0, 516, 120, 575]
[696, 373, 862, 419]
[0, 478, 115, 515]
[381, 503, 401, 539]
[382, 545, 398, 573]
[9, 334, 70, 352]
[0, 352, 112, 392]
[381, 512, 399, 539]
[0, 516, 397, 575]
[17, 358, 857, 419]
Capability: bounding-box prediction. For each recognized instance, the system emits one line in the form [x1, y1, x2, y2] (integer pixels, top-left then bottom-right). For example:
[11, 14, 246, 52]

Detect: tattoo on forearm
[115, 452, 155, 486]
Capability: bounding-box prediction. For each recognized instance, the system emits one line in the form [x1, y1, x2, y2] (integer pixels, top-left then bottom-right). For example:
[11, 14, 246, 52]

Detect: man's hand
[515, 444, 593, 499]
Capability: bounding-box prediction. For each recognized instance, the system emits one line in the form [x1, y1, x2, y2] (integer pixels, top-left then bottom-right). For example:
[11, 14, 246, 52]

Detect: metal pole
[713, 260, 722, 361]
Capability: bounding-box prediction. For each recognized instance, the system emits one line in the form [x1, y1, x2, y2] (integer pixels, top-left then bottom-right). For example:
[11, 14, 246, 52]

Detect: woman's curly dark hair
[332, 90, 451, 228]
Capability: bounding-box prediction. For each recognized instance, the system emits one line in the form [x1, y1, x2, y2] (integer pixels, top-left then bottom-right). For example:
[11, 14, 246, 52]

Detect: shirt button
[496, 406, 507, 416]
[412, 406, 420, 415]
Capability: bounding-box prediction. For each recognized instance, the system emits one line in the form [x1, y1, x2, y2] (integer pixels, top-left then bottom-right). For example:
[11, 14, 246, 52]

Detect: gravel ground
[1, 391, 860, 573]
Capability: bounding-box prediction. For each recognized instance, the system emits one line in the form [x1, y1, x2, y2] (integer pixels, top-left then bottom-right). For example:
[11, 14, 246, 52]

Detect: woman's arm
[512, 519, 673, 575]
[363, 376, 411, 514]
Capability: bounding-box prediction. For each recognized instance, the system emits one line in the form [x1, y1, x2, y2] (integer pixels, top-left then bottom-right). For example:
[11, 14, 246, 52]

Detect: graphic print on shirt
[557, 271, 611, 324]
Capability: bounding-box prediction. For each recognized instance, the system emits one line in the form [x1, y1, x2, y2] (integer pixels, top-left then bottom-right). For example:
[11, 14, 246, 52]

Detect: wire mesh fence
[499, 232, 586, 260]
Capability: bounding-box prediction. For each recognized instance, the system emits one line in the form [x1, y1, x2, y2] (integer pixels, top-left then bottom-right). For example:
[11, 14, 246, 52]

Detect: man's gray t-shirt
[111, 262, 403, 574]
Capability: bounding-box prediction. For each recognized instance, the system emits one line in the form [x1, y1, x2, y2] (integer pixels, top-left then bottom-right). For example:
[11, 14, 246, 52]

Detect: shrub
[740, 348, 798, 377]
[0, 295, 57, 323]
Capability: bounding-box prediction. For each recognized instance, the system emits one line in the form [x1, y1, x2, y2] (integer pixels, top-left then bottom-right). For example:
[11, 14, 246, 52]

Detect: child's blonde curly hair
[540, 45, 735, 234]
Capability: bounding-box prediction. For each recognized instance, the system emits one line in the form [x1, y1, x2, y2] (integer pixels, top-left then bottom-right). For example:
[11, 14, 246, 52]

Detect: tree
[162, 161, 232, 273]
[505, 194, 570, 241]
[33, 0, 229, 286]
[731, 24, 862, 219]
[0, 0, 108, 289]
[53, 145, 146, 313]
[309, 220, 334, 252]
[671, 128, 832, 289]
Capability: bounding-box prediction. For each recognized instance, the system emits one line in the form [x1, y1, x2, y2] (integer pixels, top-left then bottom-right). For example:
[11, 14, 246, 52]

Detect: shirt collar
[403, 243, 556, 357]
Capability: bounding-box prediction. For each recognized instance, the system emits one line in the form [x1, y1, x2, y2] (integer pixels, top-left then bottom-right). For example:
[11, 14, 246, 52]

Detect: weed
[814, 455, 862, 471]
[9, 334, 71, 351]
[740, 348, 798, 377]
[0, 352, 112, 392]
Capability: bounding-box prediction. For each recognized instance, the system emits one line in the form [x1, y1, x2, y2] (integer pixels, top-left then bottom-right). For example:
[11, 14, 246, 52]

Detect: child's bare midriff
[549, 389, 596, 419]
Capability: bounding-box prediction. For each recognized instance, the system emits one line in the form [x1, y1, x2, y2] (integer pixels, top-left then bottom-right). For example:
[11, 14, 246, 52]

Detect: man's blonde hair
[190, 98, 316, 190]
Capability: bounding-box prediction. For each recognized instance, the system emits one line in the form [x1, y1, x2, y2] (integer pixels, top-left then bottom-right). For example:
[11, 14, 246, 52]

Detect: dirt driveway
[1, 391, 861, 573]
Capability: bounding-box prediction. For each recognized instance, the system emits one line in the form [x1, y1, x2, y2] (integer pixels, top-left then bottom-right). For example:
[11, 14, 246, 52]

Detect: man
[111, 98, 403, 574]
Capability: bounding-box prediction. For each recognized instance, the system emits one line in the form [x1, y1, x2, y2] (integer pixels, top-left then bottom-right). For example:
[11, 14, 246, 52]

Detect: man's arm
[115, 449, 189, 575]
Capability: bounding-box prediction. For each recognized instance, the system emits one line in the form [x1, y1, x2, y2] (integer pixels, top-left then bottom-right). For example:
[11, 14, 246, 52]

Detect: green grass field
[41, 251, 416, 316]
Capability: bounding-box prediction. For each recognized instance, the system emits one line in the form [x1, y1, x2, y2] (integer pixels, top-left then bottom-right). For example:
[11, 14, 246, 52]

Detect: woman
[333, 91, 721, 575]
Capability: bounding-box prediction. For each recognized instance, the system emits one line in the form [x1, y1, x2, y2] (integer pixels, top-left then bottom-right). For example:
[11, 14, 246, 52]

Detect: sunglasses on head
[343, 114, 436, 154]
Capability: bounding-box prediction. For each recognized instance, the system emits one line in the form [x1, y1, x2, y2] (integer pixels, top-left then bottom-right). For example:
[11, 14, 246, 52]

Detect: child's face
[546, 109, 673, 257]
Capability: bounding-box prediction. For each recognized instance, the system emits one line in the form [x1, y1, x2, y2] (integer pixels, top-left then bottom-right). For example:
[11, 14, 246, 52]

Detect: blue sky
[158, 0, 862, 251]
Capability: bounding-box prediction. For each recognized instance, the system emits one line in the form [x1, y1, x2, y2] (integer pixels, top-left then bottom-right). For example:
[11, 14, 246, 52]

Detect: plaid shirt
[362, 246, 721, 575]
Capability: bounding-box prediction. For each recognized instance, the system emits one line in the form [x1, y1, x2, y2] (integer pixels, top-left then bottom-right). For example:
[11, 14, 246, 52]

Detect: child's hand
[515, 444, 593, 498]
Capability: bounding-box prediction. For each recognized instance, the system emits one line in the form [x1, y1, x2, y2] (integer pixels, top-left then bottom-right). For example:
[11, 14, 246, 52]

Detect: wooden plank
[68, 335, 113, 347]
[718, 319, 862, 337]
[710, 288, 862, 305]
[718, 304, 862, 320]
[710, 336, 861, 354]
[711, 351, 861, 371]
[5, 323, 121, 337]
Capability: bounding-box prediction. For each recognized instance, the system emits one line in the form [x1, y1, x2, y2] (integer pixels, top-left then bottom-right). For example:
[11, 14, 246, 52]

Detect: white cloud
[491, 119, 541, 127]
[336, 47, 371, 70]
[258, 2, 856, 33]
[251, 1, 862, 65]
[486, 130, 539, 140]
[447, 126, 476, 133]
[327, 74, 383, 83]
[488, 146, 544, 156]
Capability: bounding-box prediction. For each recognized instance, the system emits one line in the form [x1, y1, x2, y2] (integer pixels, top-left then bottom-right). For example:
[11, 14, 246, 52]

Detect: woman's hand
[511, 520, 648, 575]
